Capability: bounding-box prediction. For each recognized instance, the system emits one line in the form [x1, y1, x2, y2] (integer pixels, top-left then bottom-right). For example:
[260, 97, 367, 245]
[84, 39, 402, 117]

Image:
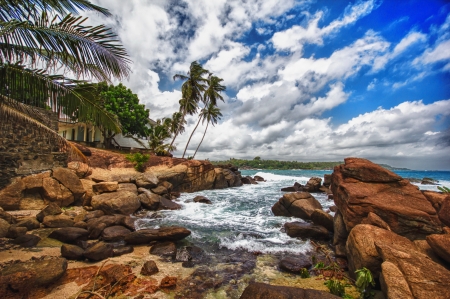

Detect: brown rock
[242, 176, 257, 184]
[138, 191, 161, 210]
[141, 260, 159, 276]
[12, 234, 41, 247]
[80, 179, 96, 206]
[159, 276, 177, 288]
[0, 218, 11, 237]
[331, 158, 442, 239]
[304, 177, 322, 192]
[101, 225, 131, 241]
[73, 221, 88, 229]
[422, 190, 447, 210]
[135, 172, 159, 188]
[61, 244, 84, 260]
[6, 225, 27, 238]
[91, 191, 141, 215]
[118, 183, 138, 194]
[0, 210, 17, 224]
[0, 178, 25, 210]
[151, 185, 168, 195]
[193, 195, 212, 204]
[413, 240, 446, 265]
[41, 177, 74, 207]
[333, 211, 348, 248]
[36, 202, 62, 222]
[279, 256, 312, 273]
[84, 210, 105, 221]
[113, 246, 134, 256]
[83, 242, 113, 261]
[361, 212, 391, 231]
[239, 282, 341, 299]
[150, 241, 176, 257]
[92, 182, 119, 193]
[52, 167, 85, 200]
[67, 161, 91, 178]
[284, 222, 329, 240]
[125, 226, 191, 245]
[121, 216, 136, 231]
[42, 214, 75, 228]
[310, 209, 333, 232]
[48, 227, 89, 243]
[426, 234, 450, 264]
[439, 196, 450, 227]
[159, 197, 181, 210]
[380, 261, 414, 299]
[272, 192, 322, 219]
[323, 174, 332, 187]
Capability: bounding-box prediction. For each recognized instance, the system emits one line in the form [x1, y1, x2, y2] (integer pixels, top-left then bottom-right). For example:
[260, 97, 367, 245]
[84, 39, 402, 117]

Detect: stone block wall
[0, 108, 67, 189]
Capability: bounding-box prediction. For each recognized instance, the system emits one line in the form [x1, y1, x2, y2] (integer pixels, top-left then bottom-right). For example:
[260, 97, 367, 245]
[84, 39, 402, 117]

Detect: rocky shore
[0, 152, 449, 298]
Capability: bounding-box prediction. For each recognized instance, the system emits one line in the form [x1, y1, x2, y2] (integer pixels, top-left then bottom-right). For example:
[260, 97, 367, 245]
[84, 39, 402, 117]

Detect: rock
[242, 176, 257, 184]
[323, 174, 332, 187]
[284, 222, 329, 240]
[151, 185, 168, 195]
[254, 175, 265, 182]
[150, 241, 176, 257]
[421, 177, 439, 185]
[426, 234, 450, 264]
[279, 256, 312, 273]
[422, 190, 447, 210]
[83, 242, 113, 261]
[101, 225, 131, 241]
[48, 227, 89, 243]
[159, 197, 181, 210]
[41, 177, 74, 207]
[329, 205, 338, 212]
[15, 217, 40, 231]
[281, 186, 299, 192]
[138, 191, 161, 210]
[80, 179, 96, 206]
[67, 161, 91, 177]
[6, 225, 27, 238]
[0, 218, 11, 237]
[239, 282, 341, 299]
[73, 221, 88, 229]
[91, 191, 141, 215]
[346, 224, 415, 278]
[304, 177, 322, 192]
[118, 183, 138, 195]
[413, 240, 445, 265]
[121, 216, 136, 231]
[36, 202, 62, 222]
[438, 196, 450, 227]
[380, 261, 414, 299]
[171, 191, 181, 198]
[52, 167, 85, 200]
[84, 210, 105, 221]
[0, 210, 17, 224]
[361, 212, 391, 231]
[86, 215, 123, 239]
[160, 276, 177, 288]
[141, 260, 159, 276]
[272, 192, 322, 219]
[310, 209, 333, 232]
[12, 234, 41, 247]
[332, 210, 348, 256]
[193, 195, 212, 204]
[160, 181, 173, 193]
[113, 246, 134, 256]
[135, 172, 159, 188]
[331, 158, 442, 239]
[213, 168, 243, 188]
[61, 244, 85, 260]
[92, 182, 119, 193]
[125, 226, 191, 245]
[42, 214, 74, 228]
[0, 257, 67, 289]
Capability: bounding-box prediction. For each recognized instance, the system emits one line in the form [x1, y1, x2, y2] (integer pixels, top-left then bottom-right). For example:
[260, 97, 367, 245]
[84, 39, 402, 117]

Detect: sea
[136, 169, 450, 256]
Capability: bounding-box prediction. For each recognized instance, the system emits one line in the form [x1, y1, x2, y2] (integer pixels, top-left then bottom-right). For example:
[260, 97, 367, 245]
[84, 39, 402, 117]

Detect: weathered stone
[0, 218, 11, 237]
[36, 202, 62, 222]
[67, 161, 91, 178]
[323, 174, 332, 187]
[121, 216, 136, 231]
[113, 246, 134, 256]
[0, 210, 17, 224]
[141, 260, 159, 276]
[281, 186, 298, 192]
[118, 183, 138, 195]
[41, 177, 74, 207]
[52, 167, 85, 200]
[138, 191, 161, 210]
[159, 197, 181, 210]
[413, 240, 446, 265]
[279, 256, 312, 273]
[254, 175, 265, 182]
[61, 244, 85, 260]
[151, 185, 168, 195]
[92, 182, 119, 193]
[284, 222, 329, 240]
[272, 192, 322, 220]
[42, 214, 74, 228]
[438, 196, 450, 227]
[193, 195, 212, 204]
[48, 227, 89, 243]
[242, 176, 257, 184]
[239, 282, 341, 299]
[426, 234, 450, 264]
[12, 234, 41, 247]
[73, 221, 88, 229]
[91, 191, 141, 215]
[150, 241, 176, 257]
[361, 212, 391, 231]
[304, 177, 322, 192]
[125, 226, 191, 245]
[160, 276, 177, 288]
[101, 225, 131, 241]
[0, 178, 25, 210]
[15, 217, 40, 231]
[80, 179, 96, 206]
[422, 190, 447, 210]
[310, 209, 333, 232]
[380, 261, 414, 299]
[135, 172, 159, 188]
[160, 181, 173, 192]
[83, 242, 113, 261]
[6, 225, 27, 239]
[84, 209, 105, 221]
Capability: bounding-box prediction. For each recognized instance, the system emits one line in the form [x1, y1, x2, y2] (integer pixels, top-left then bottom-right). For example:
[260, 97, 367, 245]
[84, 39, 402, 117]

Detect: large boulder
[0, 218, 11, 238]
[438, 196, 450, 227]
[92, 182, 119, 193]
[42, 214, 74, 228]
[52, 167, 85, 200]
[426, 234, 450, 264]
[83, 242, 113, 261]
[36, 202, 62, 222]
[159, 197, 181, 210]
[239, 282, 341, 299]
[135, 172, 159, 188]
[331, 158, 442, 240]
[284, 222, 329, 240]
[48, 227, 89, 243]
[272, 192, 322, 220]
[310, 209, 333, 232]
[101, 225, 131, 242]
[137, 189, 161, 210]
[279, 256, 312, 273]
[41, 177, 74, 207]
[213, 168, 242, 189]
[193, 196, 212, 204]
[304, 177, 322, 192]
[125, 226, 191, 245]
[422, 190, 447, 211]
[91, 191, 141, 215]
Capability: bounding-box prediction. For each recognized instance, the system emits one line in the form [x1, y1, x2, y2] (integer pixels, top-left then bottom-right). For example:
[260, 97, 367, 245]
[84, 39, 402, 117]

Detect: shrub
[437, 186, 450, 193]
[126, 153, 150, 172]
[300, 268, 310, 278]
[355, 267, 375, 299]
[325, 279, 346, 297]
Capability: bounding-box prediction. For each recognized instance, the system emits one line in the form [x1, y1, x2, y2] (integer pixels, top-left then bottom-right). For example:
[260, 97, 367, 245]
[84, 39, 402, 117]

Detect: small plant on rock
[300, 268, 310, 278]
[325, 279, 346, 297]
[355, 267, 375, 299]
[126, 153, 150, 172]
[437, 186, 450, 193]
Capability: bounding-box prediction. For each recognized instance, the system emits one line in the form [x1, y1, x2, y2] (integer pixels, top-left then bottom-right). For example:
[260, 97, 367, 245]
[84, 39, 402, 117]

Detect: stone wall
[0, 108, 67, 189]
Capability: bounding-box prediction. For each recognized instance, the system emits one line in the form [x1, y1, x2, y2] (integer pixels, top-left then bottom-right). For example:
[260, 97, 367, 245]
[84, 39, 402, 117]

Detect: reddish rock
[141, 261, 159, 276]
[426, 234, 450, 264]
[361, 212, 391, 231]
[41, 177, 74, 207]
[159, 276, 177, 288]
[91, 191, 141, 215]
[331, 158, 442, 239]
[422, 190, 447, 211]
[413, 240, 446, 265]
[272, 192, 322, 220]
[52, 167, 85, 200]
[240, 282, 341, 299]
[92, 182, 119, 193]
[284, 222, 329, 240]
[438, 196, 450, 227]
[380, 261, 414, 299]
[310, 209, 334, 232]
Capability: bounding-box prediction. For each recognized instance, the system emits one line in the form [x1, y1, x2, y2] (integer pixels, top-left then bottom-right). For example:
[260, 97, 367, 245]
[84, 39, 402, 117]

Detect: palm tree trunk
[193, 121, 209, 159]
[182, 115, 202, 158]
[169, 110, 186, 149]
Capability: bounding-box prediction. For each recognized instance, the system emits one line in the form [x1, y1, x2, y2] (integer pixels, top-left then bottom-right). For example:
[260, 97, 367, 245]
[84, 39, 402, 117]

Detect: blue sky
[88, 0, 450, 169]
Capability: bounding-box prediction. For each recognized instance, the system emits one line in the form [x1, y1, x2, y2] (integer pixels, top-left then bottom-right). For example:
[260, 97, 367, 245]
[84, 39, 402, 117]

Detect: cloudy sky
[87, 0, 450, 170]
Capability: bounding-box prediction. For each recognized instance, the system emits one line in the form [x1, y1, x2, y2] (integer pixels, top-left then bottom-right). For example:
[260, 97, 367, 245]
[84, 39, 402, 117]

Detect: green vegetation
[325, 279, 347, 297]
[126, 153, 150, 172]
[300, 268, 310, 278]
[211, 158, 342, 170]
[438, 186, 450, 193]
[355, 267, 375, 299]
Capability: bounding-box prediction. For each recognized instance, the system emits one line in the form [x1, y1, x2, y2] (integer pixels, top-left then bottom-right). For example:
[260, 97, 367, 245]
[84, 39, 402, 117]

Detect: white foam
[253, 171, 311, 183]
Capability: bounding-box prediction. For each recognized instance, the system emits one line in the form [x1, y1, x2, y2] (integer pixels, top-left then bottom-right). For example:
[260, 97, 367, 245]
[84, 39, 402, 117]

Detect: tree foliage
[211, 159, 342, 170]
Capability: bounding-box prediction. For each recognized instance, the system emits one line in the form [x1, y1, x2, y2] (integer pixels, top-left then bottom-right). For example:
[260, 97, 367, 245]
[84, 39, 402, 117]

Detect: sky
[86, 0, 450, 170]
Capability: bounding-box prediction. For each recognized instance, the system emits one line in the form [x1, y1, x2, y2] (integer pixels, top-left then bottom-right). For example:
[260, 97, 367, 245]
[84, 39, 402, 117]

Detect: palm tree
[0, 0, 130, 152]
[182, 74, 225, 158]
[146, 118, 172, 155]
[172, 61, 208, 156]
[192, 103, 222, 159]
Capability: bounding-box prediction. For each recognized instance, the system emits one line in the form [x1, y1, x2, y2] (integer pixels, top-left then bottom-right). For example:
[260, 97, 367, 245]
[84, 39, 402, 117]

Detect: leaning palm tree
[168, 98, 193, 150]
[0, 0, 130, 152]
[192, 103, 222, 159]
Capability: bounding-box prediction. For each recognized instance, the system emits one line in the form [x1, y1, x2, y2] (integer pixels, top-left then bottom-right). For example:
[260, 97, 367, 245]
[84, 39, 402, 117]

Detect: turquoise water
[137, 169, 450, 254]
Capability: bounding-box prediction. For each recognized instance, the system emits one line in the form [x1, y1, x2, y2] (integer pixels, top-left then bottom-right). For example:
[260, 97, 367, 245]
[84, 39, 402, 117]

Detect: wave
[253, 171, 311, 183]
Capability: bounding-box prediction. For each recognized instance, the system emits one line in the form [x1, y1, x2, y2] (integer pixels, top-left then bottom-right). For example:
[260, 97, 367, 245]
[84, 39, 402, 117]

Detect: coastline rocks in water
[426, 234, 450, 264]
[331, 157, 442, 240]
[193, 196, 212, 204]
[438, 196, 450, 227]
[421, 177, 439, 185]
[83, 241, 113, 261]
[241, 176, 258, 184]
[151, 185, 168, 195]
[213, 167, 243, 189]
[281, 182, 302, 192]
[304, 177, 322, 192]
[272, 192, 322, 220]
[124, 226, 191, 245]
[158, 197, 181, 210]
[61, 244, 85, 260]
[48, 227, 89, 243]
[0, 257, 67, 290]
[101, 225, 131, 242]
[310, 209, 334, 232]
[141, 260, 159, 276]
[42, 214, 74, 228]
[150, 241, 177, 258]
[239, 282, 341, 299]
[138, 190, 162, 210]
[0, 218, 11, 237]
[36, 203, 62, 222]
[279, 256, 312, 273]
[284, 222, 329, 240]
[254, 175, 265, 182]
[92, 182, 119, 193]
[91, 191, 141, 215]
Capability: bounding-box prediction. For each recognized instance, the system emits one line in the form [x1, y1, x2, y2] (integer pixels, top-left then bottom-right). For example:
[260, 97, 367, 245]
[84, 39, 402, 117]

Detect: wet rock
[135, 172, 159, 189]
[160, 276, 177, 288]
[15, 217, 40, 231]
[6, 225, 27, 239]
[421, 177, 439, 185]
[284, 222, 329, 240]
[125, 226, 191, 245]
[329, 205, 338, 212]
[160, 181, 173, 193]
[0, 210, 17, 224]
[361, 212, 391, 231]
[279, 256, 312, 273]
[92, 182, 119, 193]
[242, 176, 257, 184]
[304, 177, 322, 192]
[426, 234, 450, 264]
[159, 197, 181, 210]
[91, 191, 141, 215]
[141, 260, 159, 276]
[0, 218, 11, 237]
[61, 244, 85, 260]
[48, 227, 89, 243]
[83, 241, 113, 261]
[310, 209, 334, 232]
[12, 234, 41, 247]
[254, 175, 265, 182]
[36, 202, 62, 222]
[193, 196, 212, 204]
[52, 167, 85, 200]
[150, 241, 176, 257]
[240, 282, 341, 299]
[101, 225, 131, 242]
[281, 186, 298, 192]
[113, 246, 134, 256]
[272, 192, 322, 220]
[42, 214, 74, 228]
[138, 190, 161, 210]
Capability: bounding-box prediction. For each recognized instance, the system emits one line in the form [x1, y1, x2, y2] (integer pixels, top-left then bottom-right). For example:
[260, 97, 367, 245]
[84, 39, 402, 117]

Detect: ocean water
[137, 169, 450, 255]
